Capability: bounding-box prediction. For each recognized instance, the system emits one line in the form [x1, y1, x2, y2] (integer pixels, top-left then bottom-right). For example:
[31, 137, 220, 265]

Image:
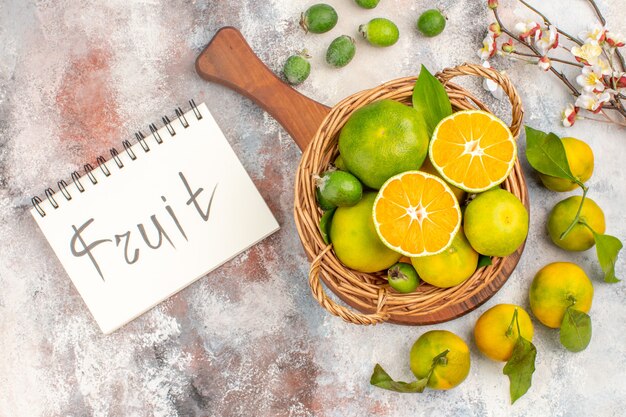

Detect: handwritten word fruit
[359, 18, 399, 47]
[417, 9, 446, 37]
[387, 262, 419, 293]
[373, 171, 461, 257]
[339, 100, 428, 189]
[538, 137, 594, 192]
[430, 110, 517, 193]
[371, 330, 470, 392]
[282, 53, 311, 85]
[411, 228, 478, 288]
[315, 170, 363, 208]
[474, 304, 534, 362]
[547, 196, 605, 251]
[326, 35, 356, 68]
[69, 172, 216, 280]
[330, 192, 401, 272]
[464, 188, 528, 257]
[300, 4, 338, 34]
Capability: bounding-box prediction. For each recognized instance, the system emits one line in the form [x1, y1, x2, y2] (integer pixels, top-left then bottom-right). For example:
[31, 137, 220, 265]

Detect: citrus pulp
[411, 227, 478, 288]
[419, 158, 466, 203]
[430, 110, 517, 193]
[373, 171, 461, 257]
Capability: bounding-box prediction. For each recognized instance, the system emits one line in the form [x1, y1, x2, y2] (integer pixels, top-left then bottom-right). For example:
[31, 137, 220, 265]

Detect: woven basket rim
[294, 63, 528, 326]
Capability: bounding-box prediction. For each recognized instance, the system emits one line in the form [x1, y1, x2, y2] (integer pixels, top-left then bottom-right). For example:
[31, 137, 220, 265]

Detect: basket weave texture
[294, 63, 527, 325]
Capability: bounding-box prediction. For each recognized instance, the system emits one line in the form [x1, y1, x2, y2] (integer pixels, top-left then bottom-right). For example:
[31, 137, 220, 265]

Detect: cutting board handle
[195, 27, 330, 151]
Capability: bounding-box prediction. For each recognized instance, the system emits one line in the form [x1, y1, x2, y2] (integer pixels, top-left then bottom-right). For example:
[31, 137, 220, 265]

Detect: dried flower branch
[480, 0, 626, 128]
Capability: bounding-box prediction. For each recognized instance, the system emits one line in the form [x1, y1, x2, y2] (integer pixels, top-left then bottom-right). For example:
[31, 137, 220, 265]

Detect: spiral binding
[31, 99, 202, 217]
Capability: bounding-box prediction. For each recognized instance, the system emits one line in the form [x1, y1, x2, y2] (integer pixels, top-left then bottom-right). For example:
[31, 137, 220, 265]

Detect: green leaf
[560, 307, 592, 352]
[592, 231, 622, 283]
[370, 364, 428, 393]
[412, 65, 452, 136]
[524, 126, 575, 181]
[503, 336, 536, 404]
[318, 208, 336, 245]
[477, 255, 493, 268]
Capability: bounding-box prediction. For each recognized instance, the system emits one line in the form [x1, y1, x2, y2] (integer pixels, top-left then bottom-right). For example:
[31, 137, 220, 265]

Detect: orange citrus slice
[373, 171, 461, 257]
[429, 110, 517, 193]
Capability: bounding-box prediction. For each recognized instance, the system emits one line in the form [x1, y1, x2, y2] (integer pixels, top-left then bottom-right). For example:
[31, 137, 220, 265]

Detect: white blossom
[538, 56, 551, 71]
[606, 31, 626, 47]
[481, 61, 505, 100]
[515, 20, 542, 42]
[478, 34, 497, 60]
[571, 41, 603, 65]
[579, 24, 606, 43]
[576, 66, 605, 92]
[595, 57, 613, 75]
[561, 104, 578, 127]
[536, 25, 559, 55]
[575, 91, 611, 112]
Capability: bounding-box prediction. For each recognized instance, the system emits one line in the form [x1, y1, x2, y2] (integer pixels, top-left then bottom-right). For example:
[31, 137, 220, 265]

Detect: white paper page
[31, 103, 279, 334]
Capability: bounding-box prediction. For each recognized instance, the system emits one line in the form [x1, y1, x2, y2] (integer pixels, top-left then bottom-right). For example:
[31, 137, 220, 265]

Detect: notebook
[30, 101, 280, 334]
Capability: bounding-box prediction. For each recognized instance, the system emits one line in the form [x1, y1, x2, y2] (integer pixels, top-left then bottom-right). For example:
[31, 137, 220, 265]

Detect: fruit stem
[578, 218, 597, 234]
[422, 349, 449, 388]
[358, 24, 367, 39]
[388, 265, 406, 281]
[559, 182, 589, 240]
[313, 174, 325, 189]
[299, 13, 309, 34]
[566, 294, 577, 307]
[506, 308, 519, 338]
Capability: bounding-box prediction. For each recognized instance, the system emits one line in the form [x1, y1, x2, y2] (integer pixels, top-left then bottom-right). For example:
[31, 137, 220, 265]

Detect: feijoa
[316, 170, 363, 207]
[388, 262, 420, 293]
[316, 187, 336, 210]
[359, 18, 399, 47]
[300, 4, 338, 34]
[326, 35, 356, 68]
[355, 0, 380, 9]
[417, 9, 446, 37]
[283, 52, 311, 85]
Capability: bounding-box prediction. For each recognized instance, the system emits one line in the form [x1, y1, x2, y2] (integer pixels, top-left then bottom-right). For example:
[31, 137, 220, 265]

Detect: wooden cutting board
[195, 27, 329, 151]
[196, 26, 527, 325]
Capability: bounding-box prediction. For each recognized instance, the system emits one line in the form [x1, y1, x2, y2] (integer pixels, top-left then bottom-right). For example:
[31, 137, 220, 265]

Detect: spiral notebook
[30, 101, 279, 334]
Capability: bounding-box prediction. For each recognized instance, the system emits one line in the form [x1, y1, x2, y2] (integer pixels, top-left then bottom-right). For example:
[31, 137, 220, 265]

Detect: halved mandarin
[429, 110, 517, 193]
[373, 171, 461, 257]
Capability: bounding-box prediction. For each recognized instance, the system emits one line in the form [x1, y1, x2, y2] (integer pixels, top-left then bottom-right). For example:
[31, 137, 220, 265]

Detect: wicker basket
[294, 63, 527, 325]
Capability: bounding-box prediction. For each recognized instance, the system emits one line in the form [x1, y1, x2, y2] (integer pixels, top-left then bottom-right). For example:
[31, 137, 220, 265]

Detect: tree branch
[519, 0, 582, 45]
[510, 51, 584, 67]
[586, 0, 626, 71]
[494, 9, 581, 96]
